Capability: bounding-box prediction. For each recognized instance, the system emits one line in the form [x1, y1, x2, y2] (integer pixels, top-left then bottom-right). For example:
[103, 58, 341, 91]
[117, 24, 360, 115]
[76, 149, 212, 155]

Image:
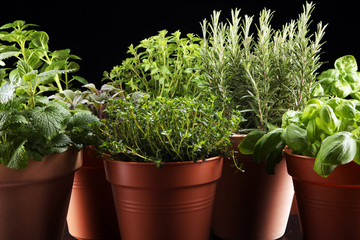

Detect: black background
[2, 0, 358, 87]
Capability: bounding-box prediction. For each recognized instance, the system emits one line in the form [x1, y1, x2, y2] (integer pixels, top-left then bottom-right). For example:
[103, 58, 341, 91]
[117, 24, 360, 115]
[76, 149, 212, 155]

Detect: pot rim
[103, 155, 222, 166]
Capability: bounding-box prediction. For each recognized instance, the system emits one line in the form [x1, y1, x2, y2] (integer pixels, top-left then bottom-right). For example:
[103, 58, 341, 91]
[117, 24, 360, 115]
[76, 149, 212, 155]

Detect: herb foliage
[0, 20, 98, 170]
[201, 2, 326, 129]
[93, 95, 241, 166]
[103, 30, 206, 98]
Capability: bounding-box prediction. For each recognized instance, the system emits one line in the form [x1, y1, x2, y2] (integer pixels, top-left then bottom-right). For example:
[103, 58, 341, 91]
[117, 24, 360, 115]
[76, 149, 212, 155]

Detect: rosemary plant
[201, 2, 326, 131]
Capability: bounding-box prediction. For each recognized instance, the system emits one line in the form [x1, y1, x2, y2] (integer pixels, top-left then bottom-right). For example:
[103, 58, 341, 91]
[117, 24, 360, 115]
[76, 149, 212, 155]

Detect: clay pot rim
[103, 155, 222, 166]
[283, 146, 314, 160]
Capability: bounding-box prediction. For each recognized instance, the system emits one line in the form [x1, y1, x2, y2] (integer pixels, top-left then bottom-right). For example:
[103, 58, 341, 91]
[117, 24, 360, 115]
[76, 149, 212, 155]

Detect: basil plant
[315, 55, 360, 99]
[239, 98, 360, 177]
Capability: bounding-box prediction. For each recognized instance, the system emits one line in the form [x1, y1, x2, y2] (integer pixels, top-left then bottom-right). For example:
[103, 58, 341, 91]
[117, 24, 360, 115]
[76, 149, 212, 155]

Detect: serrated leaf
[51, 133, 71, 147]
[31, 105, 66, 139]
[0, 51, 19, 61]
[6, 140, 28, 170]
[0, 83, 16, 104]
[30, 31, 49, 50]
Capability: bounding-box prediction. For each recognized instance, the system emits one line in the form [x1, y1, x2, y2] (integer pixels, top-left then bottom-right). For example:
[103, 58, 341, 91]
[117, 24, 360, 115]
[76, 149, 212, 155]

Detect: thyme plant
[93, 95, 241, 166]
[201, 2, 326, 131]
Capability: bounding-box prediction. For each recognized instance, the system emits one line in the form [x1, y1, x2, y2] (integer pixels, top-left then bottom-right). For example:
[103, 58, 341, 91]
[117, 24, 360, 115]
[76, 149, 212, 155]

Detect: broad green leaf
[314, 132, 357, 177]
[6, 140, 28, 170]
[0, 83, 16, 104]
[335, 101, 356, 119]
[30, 105, 66, 139]
[302, 140, 321, 157]
[335, 55, 358, 72]
[238, 130, 266, 155]
[17, 59, 33, 78]
[30, 31, 49, 50]
[302, 104, 320, 125]
[253, 128, 284, 163]
[264, 140, 285, 174]
[330, 79, 352, 98]
[306, 117, 321, 143]
[283, 123, 309, 153]
[281, 110, 302, 128]
[315, 105, 340, 135]
[51, 133, 71, 147]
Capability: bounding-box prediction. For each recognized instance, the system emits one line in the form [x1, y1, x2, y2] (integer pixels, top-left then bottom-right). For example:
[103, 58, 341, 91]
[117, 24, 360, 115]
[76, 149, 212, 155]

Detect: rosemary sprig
[201, 2, 327, 131]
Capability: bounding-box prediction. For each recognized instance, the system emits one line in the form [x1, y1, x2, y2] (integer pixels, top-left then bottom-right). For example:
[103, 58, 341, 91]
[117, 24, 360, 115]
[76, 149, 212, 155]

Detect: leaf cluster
[0, 20, 87, 107]
[201, 2, 326, 130]
[239, 97, 360, 177]
[50, 83, 124, 119]
[0, 98, 98, 169]
[93, 95, 241, 166]
[316, 55, 360, 99]
[103, 30, 206, 98]
[0, 20, 99, 169]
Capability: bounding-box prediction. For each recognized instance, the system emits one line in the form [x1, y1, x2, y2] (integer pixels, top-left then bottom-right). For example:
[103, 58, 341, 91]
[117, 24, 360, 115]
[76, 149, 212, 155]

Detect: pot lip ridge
[103, 155, 223, 166]
[283, 146, 315, 160]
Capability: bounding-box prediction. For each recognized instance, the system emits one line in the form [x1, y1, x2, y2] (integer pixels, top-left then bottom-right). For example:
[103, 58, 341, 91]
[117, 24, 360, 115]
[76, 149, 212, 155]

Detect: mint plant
[93, 95, 241, 166]
[0, 20, 87, 106]
[0, 20, 98, 170]
[103, 30, 206, 98]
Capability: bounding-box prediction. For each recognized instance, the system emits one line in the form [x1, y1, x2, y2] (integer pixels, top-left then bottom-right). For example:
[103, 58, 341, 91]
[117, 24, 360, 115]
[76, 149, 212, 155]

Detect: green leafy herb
[317, 55, 360, 99]
[201, 2, 326, 130]
[93, 95, 241, 166]
[103, 30, 205, 98]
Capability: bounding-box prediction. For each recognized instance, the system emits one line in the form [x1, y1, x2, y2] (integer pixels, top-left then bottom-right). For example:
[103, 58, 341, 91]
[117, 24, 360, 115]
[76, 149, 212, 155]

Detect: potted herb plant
[251, 55, 360, 239]
[92, 95, 241, 240]
[104, 29, 206, 98]
[0, 20, 98, 240]
[54, 83, 123, 240]
[200, 2, 327, 239]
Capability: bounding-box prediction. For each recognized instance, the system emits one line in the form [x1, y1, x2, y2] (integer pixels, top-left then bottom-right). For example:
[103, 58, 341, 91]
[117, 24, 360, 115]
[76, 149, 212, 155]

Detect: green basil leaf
[265, 140, 285, 174]
[314, 132, 357, 177]
[253, 128, 284, 163]
[238, 130, 266, 155]
[281, 110, 302, 128]
[302, 104, 320, 125]
[283, 123, 309, 153]
[306, 117, 321, 143]
[315, 105, 340, 135]
[335, 100, 356, 119]
[335, 55, 358, 72]
[330, 79, 352, 98]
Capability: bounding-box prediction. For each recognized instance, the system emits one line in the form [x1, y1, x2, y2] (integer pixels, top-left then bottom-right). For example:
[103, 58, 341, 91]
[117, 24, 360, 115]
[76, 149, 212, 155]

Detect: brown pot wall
[67, 147, 120, 240]
[211, 134, 294, 240]
[103, 156, 223, 240]
[0, 149, 82, 240]
[285, 148, 360, 240]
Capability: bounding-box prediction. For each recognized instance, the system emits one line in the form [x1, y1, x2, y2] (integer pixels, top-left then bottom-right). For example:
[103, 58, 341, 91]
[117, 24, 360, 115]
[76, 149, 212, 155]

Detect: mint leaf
[30, 105, 66, 139]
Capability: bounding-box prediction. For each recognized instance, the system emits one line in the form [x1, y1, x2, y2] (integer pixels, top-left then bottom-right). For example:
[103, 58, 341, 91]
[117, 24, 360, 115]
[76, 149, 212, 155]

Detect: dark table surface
[64, 214, 302, 240]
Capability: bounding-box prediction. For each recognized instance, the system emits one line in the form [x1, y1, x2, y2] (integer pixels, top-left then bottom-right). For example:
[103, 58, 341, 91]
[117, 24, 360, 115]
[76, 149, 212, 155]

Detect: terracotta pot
[285, 147, 360, 240]
[211, 134, 294, 240]
[67, 147, 120, 240]
[104, 156, 223, 240]
[0, 149, 82, 240]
